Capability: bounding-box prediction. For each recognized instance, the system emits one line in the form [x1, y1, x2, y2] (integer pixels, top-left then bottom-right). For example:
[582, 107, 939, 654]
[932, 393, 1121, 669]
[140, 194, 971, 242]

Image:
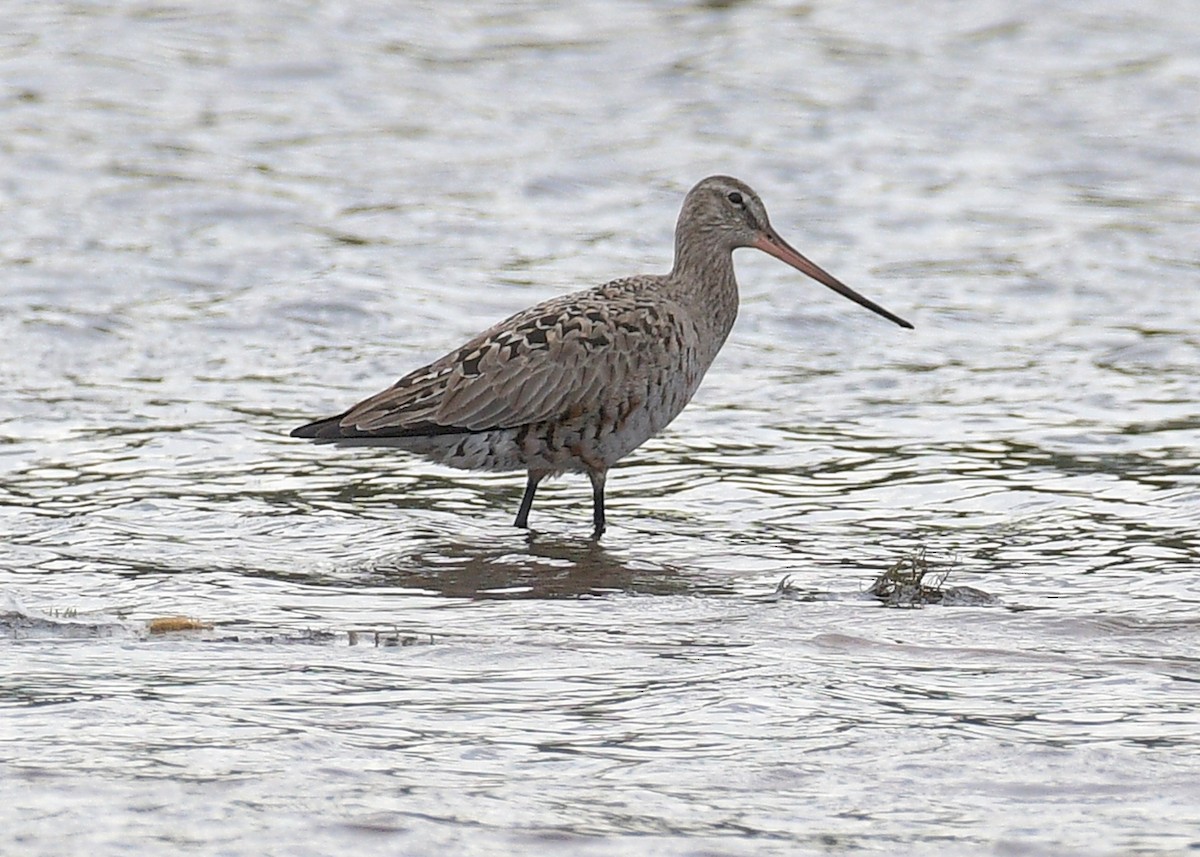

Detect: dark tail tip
[290, 417, 344, 440]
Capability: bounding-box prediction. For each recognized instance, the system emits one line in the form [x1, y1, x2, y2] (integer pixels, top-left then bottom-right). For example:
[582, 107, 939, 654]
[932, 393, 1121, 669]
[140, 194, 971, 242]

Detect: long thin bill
[754, 232, 914, 329]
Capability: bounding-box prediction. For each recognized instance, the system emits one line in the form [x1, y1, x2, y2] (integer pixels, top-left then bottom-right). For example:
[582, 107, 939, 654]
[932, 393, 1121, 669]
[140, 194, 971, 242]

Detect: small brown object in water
[147, 616, 213, 634]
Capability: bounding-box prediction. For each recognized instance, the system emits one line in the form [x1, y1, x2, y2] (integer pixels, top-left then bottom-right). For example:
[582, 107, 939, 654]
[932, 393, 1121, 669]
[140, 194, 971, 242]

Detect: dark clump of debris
[868, 548, 996, 608]
[869, 548, 944, 606]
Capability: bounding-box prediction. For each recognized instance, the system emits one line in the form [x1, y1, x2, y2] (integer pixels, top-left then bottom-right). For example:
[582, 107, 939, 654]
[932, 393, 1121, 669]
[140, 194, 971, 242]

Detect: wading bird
[291, 176, 912, 537]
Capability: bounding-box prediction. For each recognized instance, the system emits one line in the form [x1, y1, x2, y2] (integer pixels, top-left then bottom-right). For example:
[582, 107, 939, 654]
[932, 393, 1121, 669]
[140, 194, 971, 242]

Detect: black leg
[514, 473, 542, 529]
[588, 470, 607, 538]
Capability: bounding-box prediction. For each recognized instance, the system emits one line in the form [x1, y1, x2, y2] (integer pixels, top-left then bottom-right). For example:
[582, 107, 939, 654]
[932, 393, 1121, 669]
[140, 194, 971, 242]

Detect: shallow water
[2, 1, 1199, 855]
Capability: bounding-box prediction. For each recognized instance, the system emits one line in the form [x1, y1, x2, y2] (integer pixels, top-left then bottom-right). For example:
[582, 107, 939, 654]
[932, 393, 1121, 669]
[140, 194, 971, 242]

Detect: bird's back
[291, 273, 723, 474]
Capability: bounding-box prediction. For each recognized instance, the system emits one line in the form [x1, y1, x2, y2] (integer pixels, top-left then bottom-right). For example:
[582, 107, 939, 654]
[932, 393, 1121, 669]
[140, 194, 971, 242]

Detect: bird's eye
[727, 191, 744, 206]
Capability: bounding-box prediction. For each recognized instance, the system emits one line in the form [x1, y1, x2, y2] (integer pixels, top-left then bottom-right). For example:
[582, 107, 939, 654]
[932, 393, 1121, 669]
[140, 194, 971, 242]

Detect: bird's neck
[668, 237, 740, 353]
[670, 226, 739, 286]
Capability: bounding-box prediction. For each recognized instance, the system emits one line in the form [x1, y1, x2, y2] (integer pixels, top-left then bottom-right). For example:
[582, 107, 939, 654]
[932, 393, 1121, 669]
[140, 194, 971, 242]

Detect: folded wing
[291, 282, 674, 441]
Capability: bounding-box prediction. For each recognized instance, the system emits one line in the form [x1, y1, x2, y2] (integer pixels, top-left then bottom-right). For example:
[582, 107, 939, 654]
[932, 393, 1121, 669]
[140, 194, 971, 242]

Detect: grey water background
[2, 1, 1199, 855]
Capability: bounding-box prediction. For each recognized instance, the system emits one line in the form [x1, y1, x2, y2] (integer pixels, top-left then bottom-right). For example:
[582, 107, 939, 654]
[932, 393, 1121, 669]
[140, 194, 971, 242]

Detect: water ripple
[3, 1, 1200, 855]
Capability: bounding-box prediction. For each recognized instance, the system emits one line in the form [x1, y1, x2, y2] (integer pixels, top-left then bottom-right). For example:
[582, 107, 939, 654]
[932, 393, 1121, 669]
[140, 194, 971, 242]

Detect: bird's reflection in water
[359, 529, 716, 600]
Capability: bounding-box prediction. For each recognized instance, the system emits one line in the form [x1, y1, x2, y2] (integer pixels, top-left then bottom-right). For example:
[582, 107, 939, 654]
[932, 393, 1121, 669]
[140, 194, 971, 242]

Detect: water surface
[2, 2, 1198, 855]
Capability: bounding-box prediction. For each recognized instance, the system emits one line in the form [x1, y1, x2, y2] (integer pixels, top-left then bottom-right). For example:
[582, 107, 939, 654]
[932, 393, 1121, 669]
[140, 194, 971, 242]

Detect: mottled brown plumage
[292, 176, 912, 536]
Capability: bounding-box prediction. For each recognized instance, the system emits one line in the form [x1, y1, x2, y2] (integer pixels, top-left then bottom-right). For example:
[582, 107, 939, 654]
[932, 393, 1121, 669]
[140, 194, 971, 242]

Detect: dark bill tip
[754, 233, 913, 330]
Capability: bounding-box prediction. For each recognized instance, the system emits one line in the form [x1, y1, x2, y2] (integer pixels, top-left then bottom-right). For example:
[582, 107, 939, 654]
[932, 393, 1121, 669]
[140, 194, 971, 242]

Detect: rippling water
[3, 1, 1199, 855]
